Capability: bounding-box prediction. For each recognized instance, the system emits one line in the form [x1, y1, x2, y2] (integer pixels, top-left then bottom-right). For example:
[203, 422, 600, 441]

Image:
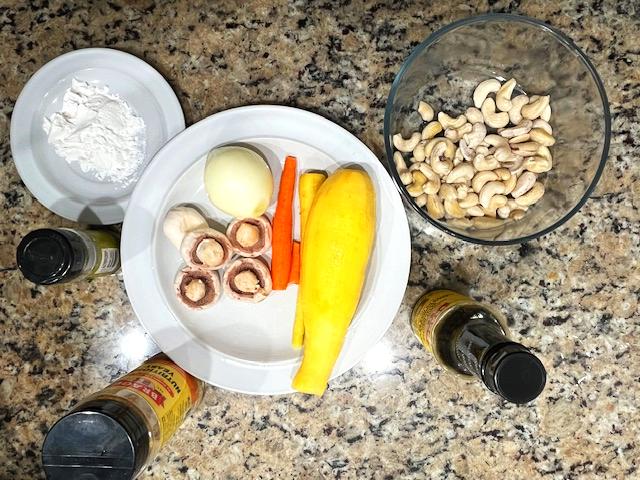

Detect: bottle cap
[482, 343, 546, 404]
[42, 400, 149, 480]
[17, 229, 74, 285]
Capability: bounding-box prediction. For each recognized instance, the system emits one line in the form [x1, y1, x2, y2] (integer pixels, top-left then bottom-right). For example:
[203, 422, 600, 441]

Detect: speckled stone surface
[1, 1, 639, 479]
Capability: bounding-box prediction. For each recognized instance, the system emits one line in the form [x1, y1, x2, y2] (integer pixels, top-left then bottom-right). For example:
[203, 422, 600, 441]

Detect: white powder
[43, 79, 146, 185]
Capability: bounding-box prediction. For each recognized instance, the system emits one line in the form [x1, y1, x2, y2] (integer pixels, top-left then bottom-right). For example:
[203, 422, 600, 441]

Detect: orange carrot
[289, 241, 300, 284]
[271, 155, 297, 290]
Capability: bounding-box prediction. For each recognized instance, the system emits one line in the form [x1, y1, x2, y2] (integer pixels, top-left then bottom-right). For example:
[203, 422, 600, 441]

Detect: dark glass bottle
[411, 290, 546, 404]
[17, 228, 120, 284]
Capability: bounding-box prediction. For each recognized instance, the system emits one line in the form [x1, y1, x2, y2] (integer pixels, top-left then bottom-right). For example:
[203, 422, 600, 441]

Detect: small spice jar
[17, 228, 120, 284]
[42, 353, 204, 479]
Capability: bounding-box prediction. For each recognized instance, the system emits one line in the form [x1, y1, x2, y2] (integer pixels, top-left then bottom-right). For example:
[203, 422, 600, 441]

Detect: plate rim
[9, 47, 185, 224]
[122, 105, 411, 395]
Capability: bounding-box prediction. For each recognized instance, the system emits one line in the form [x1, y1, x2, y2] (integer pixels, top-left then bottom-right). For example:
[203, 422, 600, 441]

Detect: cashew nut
[472, 216, 505, 229]
[415, 194, 428, 207]
[466, 205, 485, 217]
[438, 112, 467, 130]
[523, 156, 552, 173]
[418, 101, 434, 122]
[541, 104, 551, 122]
[515, 182, 545, 206]
[521, 95, 550, 120]
[448, 218, 473, 229]
[509, 209, 526, 220]
[473, 78, 501, 108]
[483, 194, 508, 218]
[438, 184, 457, 202]
[424, 137, 456, 159]
[472, 171, 498, 194]
[429, 141, 453, 176]
[454, 146, 464, 165]
[446, 163, 475, 184]
[426, 194, 445, 219]
[494, 146, 514, 163]
[532, 119, 552, 135]
[456, 184, 469, 200]
[499, 119, 532, 138]
[481, 98, 510, 128]
[444, 128, 460, 142]
[496, 78, 517, 111]
[422, 121, 443, 140]
[502, 173, 517, 195]
[509, 133, 531, 144]
[537, 145, 552, 162]
[507, 199, 527, 212]
[444, 198, 466, 218]
[508, 95, 529, 124]
[476, 145, 490, 156]
[459, 139, 474, 161]
[479, 181, 507, 209]
[393, 132, 421, 152]
[412, 140, 427, 162]
[492, 167, 511, 181]
[529, 128, 556, 146]
[407, 170, 427, 197]
[511, 142, 541, 157]
[484, 134, 509, 148]
[473, 154, 500, 171]
[465, 107, 484, 124]
[459, 193, 479, 208]
[393, 151, 412, 185]
[511, 171, 537, 198]
[417, 163, 441, 195]
[497, 205, 511, 219]
[463, 122, 487, 149]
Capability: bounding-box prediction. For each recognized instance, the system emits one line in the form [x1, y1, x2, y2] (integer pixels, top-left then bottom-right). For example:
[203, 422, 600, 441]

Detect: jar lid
[17, 229, 73, 284]
[42, 401, 149, 480]
[482, 343, 546, 404]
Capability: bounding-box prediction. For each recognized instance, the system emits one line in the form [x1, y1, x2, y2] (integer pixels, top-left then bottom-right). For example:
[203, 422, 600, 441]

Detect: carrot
[292, 171, 327, 348]
[271, 155, 297, 290]
[289, 241, 300, 284]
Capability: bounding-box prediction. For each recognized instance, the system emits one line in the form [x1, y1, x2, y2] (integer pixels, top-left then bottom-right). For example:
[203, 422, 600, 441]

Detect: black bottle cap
[42, 400, 149, 480]
[481, 343, 546, 404]
[17, 229, 74, 285]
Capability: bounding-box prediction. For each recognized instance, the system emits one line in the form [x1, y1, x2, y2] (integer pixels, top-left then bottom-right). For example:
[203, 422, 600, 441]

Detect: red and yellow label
[105, 355, 201, 445]
[411, 290, 471, 351]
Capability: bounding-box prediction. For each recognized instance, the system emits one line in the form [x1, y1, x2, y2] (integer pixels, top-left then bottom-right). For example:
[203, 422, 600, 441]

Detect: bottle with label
[42, 353, 204, 480]
[17, 228, 120, 284]
[411, 290, 546, 404]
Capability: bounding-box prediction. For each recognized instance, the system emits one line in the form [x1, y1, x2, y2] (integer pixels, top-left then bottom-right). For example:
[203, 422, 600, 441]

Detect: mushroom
[174, 267, 221, 310]
[163, 206, 208, 250]
[223, 257, 273, 303]
[180, 228, 233, 270]
[226, 216, 272, 257]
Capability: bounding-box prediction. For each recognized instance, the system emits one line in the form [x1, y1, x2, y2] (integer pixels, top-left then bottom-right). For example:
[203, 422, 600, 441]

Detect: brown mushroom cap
[174, 267, 221, 310]
[222, 257, 272, 303]
[180, 228, 233, 270]
[226, 216, 272, 258]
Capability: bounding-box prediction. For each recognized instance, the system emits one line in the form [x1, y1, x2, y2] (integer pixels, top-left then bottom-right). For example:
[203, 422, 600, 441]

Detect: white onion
[204, 146, 273, 218]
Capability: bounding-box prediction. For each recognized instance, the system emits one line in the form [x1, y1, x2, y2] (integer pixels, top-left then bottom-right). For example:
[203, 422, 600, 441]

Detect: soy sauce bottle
[411, 290, 546, 404]
[17, 228, 120, 284]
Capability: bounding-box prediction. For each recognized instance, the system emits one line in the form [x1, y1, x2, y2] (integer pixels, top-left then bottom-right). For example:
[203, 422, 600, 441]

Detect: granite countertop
[1, 1, 638, 479]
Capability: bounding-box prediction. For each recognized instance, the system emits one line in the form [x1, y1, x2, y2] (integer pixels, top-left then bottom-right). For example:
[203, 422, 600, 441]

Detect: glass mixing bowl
[384, 14, 610, 245]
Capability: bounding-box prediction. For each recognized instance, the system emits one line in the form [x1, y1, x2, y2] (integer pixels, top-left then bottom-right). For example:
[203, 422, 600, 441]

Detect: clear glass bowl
[384, 14, 610, 245]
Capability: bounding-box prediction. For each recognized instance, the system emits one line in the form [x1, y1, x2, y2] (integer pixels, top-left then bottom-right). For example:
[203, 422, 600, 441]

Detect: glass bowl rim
[383, 13, 611, 246]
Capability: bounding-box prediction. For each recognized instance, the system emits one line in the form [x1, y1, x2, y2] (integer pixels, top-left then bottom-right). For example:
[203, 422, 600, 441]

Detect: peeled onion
[204, 146, 273, 218]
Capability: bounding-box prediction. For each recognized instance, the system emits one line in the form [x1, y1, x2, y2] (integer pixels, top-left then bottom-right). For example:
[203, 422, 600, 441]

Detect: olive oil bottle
[411, 290, 546, 404]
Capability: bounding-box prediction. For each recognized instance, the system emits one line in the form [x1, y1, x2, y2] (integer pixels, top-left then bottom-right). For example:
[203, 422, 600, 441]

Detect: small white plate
[10, 48, 185, 224]
[122, 105, 411, 395]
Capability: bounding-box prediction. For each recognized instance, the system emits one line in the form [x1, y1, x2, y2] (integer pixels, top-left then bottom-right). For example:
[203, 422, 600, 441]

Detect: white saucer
[121, 105, 411, 395]
[10, 48, 185, 224]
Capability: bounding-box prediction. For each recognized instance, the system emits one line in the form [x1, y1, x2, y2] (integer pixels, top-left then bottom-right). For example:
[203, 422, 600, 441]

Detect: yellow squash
[292, 168, 376, 395]
[292, 171, 327, 348]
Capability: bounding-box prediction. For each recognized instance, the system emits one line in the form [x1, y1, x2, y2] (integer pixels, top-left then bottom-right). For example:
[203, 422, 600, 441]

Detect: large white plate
[122, 105, 410, 395]
[10, 48, 185, 224]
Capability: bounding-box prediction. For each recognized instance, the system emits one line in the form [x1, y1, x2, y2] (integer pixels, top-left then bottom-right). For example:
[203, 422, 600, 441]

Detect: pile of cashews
[392, 77, 555, 230]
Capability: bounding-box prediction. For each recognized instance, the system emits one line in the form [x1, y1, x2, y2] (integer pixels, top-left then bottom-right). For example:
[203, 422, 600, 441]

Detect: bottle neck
[454, 318, 511, 379]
